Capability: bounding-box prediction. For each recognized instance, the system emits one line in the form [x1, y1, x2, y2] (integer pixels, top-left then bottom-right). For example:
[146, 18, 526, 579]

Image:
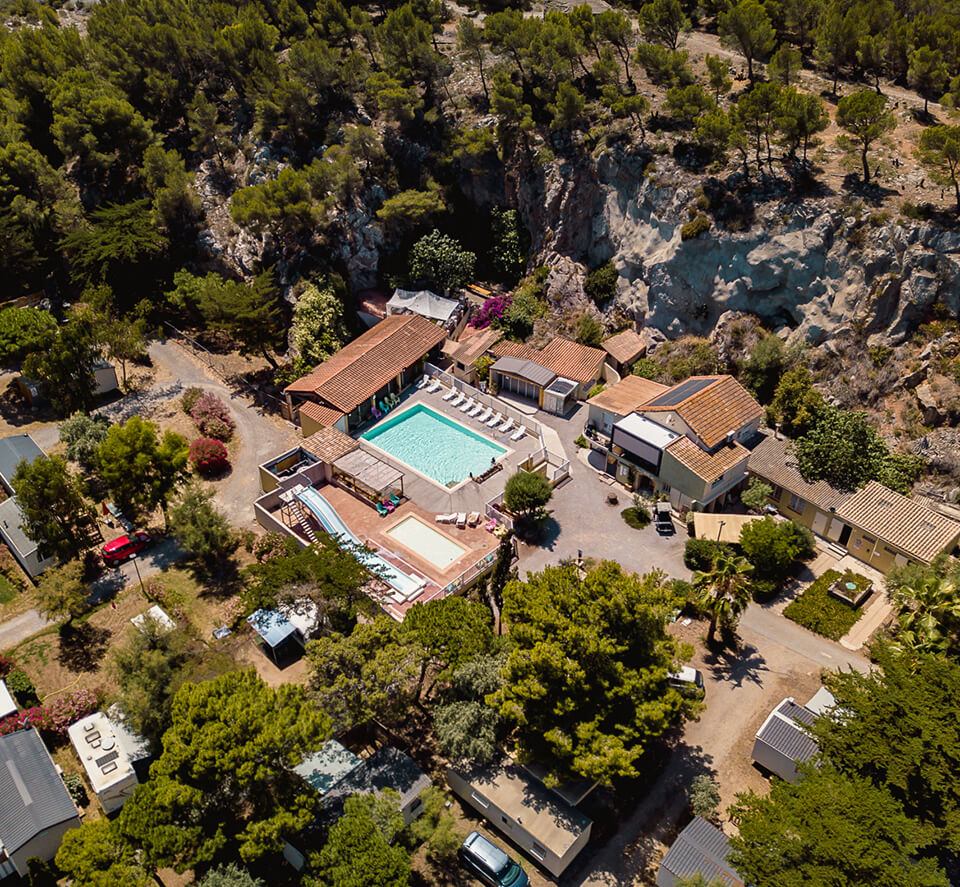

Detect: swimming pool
[386, 515, 468, 570]
[362, 404, 506, 487]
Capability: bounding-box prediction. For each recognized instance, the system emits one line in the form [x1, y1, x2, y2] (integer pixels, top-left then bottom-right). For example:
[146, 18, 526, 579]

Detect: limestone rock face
[510, 150, 960, 346]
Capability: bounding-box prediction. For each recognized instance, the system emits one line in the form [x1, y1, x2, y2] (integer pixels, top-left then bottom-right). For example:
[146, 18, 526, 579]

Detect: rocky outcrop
[512, 148, 960, 347]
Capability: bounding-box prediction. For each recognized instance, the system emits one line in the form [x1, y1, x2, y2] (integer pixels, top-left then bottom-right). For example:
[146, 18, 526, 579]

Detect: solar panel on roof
[647, 377, 715, 407]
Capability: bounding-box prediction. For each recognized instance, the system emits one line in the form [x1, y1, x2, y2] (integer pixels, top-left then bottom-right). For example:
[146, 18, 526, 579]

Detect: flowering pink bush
[189, 392, 235, 441]
[470, 295, 512, 329]
[253, 532, 288, 563]
[144, 580, 188, 624]
[0, 688, 102, 738]
[190, 437, 230, 476]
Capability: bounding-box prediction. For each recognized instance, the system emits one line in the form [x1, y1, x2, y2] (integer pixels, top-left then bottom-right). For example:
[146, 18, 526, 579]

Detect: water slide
[295, 486, 423, 598]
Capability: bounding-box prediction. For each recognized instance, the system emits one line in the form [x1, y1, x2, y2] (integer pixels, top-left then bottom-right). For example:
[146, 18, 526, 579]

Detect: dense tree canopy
[495, 561, 694, 784]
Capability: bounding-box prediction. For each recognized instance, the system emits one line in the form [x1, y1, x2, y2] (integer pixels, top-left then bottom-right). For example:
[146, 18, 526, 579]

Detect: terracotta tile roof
[490, 338, 606, 384]
[665, 436, 750, 483]
[442, 327, 503, 366]
[640, 376, 764, 449]
[299, 402, 347, 429]
[284, 315, 446, 412]
[836, 480, 960, 563]
[300, 426, 358, 463]
[747, 433, 852, 513]
[602, 330, 645, 365]
[587, 376, 669, 416]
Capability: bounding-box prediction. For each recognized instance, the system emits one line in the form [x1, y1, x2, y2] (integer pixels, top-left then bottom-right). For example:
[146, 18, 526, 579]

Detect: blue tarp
[246, 609, 297, 648]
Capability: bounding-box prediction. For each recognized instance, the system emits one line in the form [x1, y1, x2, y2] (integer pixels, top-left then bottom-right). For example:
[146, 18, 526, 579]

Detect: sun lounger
[476, 408, 492, 423]
[511, 425, 526, 441]
[499, 417, 514, 433]
[486, 412, 503, 427]
[442, 387, 457, 401]
[436, 513, 455, 523]
[460, 397, 475, 412]
[451, 392, 465, 407]
[416, 375, 428, 389]
[456, 512, 467, 528]
[468, 512, 481, 527]
[469, 402, 485, 417]
[426, 379, 442, 393]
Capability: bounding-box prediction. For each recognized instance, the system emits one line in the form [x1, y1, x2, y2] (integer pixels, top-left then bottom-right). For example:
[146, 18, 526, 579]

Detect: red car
[101, 531, 151, 566]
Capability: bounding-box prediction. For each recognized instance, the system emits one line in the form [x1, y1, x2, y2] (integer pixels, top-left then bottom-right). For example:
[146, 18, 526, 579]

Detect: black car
[654, 503, 675, 535]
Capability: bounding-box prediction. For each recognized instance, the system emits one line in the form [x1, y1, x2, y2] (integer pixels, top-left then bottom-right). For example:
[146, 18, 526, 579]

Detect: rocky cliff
[513, 148, 960, 348]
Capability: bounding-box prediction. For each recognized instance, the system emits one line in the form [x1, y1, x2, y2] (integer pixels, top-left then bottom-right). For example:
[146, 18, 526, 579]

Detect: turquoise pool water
[362, 404, 506, 486]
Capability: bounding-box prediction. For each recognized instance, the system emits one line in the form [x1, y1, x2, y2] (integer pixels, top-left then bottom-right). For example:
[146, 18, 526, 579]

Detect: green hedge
[783, 569, 864, 640]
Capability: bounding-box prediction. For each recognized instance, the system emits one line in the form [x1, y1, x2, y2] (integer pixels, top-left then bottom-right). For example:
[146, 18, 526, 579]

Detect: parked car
[668, 666, 705, 698]
[654, 502, 675, 535]
[101, 531, 151, 566]
[459, 831, 529, 887]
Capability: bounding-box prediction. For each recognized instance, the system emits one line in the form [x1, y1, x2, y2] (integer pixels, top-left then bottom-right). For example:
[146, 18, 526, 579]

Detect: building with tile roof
[601, 329, 646, 372]
[586, 376, 669, 435]
[0, 729, 80, 877]
[656, 816, 744, 887]
[638, 375, 765, 450]
[747, 432, 960, 571]
[284, 314, 447, 434]
[441, 327, 503, 383]
[599, 375, 762, 511]
[490, 338, 606, 385]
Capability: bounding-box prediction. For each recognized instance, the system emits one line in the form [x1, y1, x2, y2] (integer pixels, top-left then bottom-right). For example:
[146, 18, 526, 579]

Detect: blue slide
[295, 487, 422, 597]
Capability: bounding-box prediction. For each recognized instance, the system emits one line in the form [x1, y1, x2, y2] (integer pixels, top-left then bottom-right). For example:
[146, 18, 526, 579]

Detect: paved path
[0, 610, 53, 651]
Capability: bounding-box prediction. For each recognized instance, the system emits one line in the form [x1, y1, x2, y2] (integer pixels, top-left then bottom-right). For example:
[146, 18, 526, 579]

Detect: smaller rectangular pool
[362, 403, 507, 487]
[385, 516, 468, 570]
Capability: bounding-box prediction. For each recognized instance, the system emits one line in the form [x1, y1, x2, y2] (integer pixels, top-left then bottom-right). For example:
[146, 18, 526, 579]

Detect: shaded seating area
[246, 609, 305, 667]
[333, 448, 405, 505]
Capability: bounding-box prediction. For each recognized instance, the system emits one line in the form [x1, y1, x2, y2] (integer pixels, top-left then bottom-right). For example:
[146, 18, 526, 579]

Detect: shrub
[622, 506, 651, 530]
[253, 532, 288, 563]
[503, 471, 552, 516]
[189, 392, 234, 440]
[587, 383, 606, 399]
[783, 570, 863, 640]
[470, 295, 512, 329]
[181, 387, 204, 413]
[689, 774, 721, 821]
[584, 261, 618, 303]
[0, 688, 101, 738]
[189, 437, 230, 476]
[680, 214, 711, 240]
[574, 434, 589, 448]
[62, 773, 88, 807]
[684, 538, 725, 571]
[6, 669, 37, 705]
[740, 518, 814, 582]
[576, 312, 604, 347]
[632, 358, 661, 380]
[0, 654, 15, 679]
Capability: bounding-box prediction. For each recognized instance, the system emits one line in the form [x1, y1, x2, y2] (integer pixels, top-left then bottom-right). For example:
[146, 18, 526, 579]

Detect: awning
[247, 609, 298, 648]
[490, 356, 556, 388]
[387, 289, 459, 324]
[692, 513, 760, 544]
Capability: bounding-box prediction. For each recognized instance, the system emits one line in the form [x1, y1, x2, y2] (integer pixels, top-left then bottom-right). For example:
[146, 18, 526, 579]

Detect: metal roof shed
[490, 356, 557, 388]
[246, 609, 304, 664]
[0, 434, 43, 493]
[656, 816, 744, 887]
[751, 697, 819, 783]
[294, 740, 363, 796]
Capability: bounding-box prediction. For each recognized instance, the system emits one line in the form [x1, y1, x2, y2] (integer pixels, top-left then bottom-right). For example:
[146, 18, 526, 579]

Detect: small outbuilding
[447, 758, 593, 877]
[0, 729, 80, 877]
[601, 329, 646, 374]
[246, 608, 305, 665]
[751, 697, 819, 783]
[0, 497, 56, 580]
[0, 435, 44, 494]
[67, 712, 148, 813]
[656, 816, 744, 887]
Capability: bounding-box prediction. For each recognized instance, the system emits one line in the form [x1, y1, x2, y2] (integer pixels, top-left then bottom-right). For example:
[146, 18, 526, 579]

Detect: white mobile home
[68, 712, 147, 813]
[447, 759, 592, 877]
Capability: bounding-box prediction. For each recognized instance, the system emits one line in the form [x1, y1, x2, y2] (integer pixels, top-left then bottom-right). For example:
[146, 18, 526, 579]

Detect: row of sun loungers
[436, 512, 482, 528]
[426, 377, 528, 441]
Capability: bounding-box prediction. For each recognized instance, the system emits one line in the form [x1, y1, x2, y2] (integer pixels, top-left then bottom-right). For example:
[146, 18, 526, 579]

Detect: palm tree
[892, 571, 960, 656]
[693, 548, 754, 643]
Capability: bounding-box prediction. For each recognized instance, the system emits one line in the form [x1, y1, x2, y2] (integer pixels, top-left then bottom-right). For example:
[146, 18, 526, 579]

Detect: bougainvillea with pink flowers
[470, 295, 512, 329]
[0, 687, 102, 738]
[189, 392, 235, 441]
